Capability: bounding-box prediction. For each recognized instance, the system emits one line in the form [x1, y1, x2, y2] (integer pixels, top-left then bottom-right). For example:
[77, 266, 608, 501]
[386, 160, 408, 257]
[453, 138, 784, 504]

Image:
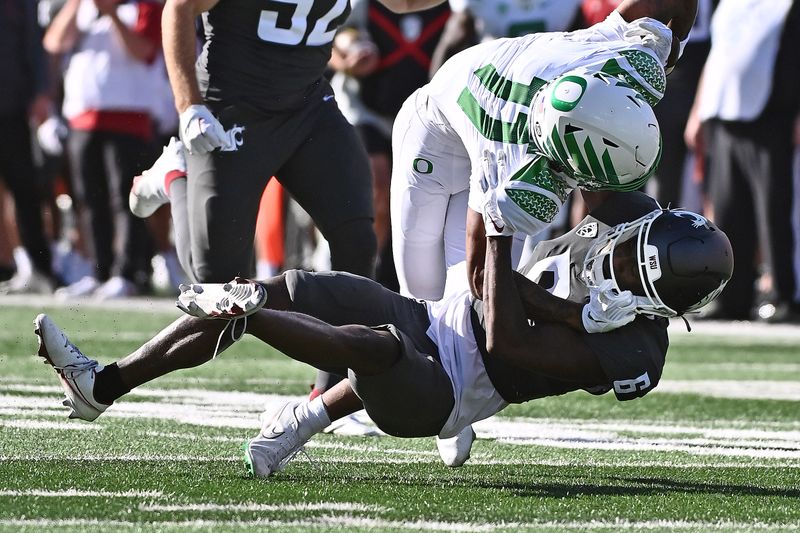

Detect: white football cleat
[436, 425, 476, 467]
[129, 136, 186, 218]
[243, 401, 312, 478]
[34, 314, 109, 421]
[176, 277, 267, 320]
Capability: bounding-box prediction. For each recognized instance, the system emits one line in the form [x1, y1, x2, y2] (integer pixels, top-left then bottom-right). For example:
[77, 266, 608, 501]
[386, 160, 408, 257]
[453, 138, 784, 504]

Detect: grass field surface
[1, 298, 799, 531]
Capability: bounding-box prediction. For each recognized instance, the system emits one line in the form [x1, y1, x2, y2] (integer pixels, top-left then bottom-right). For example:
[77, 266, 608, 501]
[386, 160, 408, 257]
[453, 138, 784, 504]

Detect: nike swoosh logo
[261, 429, 285, 439]
[323, 95, 335, 102]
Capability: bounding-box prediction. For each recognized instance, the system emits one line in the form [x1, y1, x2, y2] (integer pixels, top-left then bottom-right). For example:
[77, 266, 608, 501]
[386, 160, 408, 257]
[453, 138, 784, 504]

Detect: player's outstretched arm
[482, 236, 606, 383]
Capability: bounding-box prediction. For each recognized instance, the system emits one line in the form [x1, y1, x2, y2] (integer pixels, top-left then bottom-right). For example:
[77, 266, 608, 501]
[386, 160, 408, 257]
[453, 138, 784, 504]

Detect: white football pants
[391, 88, 471, 300]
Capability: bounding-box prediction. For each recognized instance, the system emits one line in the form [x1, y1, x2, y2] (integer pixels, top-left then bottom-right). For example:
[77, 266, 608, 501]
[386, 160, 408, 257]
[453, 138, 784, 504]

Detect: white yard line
[0, 454, 238, 462]
[656, 380, 800, 400]
[3, 379, 800, 461]
[139, 502, 385, 513]
[0, 517, 796, 531]
[0, 489, 162, 498]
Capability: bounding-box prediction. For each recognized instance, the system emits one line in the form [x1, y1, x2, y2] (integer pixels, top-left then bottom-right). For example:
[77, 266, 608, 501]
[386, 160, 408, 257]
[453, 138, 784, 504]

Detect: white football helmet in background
[529, 70, 662, 192]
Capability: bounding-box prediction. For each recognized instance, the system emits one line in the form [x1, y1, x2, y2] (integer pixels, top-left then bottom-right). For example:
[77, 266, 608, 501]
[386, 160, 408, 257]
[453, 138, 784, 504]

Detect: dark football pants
[0, 113, 52, 276]
[284, 269, 454, 437]
[705, 117, 798, 317]
[177, 81, 376, 283]
[67, 129, 153, 284]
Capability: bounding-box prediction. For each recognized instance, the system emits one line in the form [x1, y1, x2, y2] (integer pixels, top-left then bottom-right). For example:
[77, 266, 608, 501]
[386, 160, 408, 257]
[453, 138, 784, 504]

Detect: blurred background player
[581, 0, 718, 210]
[0, 0, 59, 295]
[430, 0, 584, 74]
[43, 0, 164, 299]
[684, 0, 800, 322]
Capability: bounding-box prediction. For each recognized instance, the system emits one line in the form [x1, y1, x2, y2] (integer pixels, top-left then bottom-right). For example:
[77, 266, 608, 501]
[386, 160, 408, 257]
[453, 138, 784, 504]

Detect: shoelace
[50, 337, 96, 372]
[211, 316, 248, 360]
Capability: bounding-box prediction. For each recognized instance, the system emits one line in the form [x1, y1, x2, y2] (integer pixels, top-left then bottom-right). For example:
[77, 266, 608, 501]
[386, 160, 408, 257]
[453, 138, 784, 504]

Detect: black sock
[93, 363, 131, 405]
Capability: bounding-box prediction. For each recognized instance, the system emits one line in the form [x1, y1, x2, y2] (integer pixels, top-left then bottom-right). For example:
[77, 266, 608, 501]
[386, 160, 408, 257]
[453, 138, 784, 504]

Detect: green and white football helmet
[530, 70, 662, 192]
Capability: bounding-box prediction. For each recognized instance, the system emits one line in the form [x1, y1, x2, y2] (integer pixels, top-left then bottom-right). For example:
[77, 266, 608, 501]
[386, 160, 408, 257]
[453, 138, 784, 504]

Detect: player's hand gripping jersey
[425, 11, 672, 234]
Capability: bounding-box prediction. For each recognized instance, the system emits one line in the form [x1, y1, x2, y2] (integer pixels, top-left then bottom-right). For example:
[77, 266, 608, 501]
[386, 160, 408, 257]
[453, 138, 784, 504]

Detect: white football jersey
[425, 11, 671, 229]
[448, 0, 583, 39]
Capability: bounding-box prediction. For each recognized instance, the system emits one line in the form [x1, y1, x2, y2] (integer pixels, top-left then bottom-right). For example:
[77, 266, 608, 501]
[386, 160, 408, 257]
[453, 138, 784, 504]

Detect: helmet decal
[643, 243, 662, 282]
[551, 76, 587, 112]
[563, 127, 592, 176]
[673, 210, 710, 229]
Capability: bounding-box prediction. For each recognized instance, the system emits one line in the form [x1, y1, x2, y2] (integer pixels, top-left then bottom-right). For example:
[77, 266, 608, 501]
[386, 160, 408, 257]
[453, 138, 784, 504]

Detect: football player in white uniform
[390, 0, 696, 464]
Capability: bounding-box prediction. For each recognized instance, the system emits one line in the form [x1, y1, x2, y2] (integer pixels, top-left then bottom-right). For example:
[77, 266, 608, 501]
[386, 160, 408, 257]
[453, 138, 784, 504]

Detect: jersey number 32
[258, 0, 348, 46]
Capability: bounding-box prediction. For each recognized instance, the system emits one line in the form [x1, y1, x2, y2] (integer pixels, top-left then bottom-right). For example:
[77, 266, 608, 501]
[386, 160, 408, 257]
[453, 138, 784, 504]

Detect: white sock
[13, 247, 33, 277]
[296, 396, 331, 435]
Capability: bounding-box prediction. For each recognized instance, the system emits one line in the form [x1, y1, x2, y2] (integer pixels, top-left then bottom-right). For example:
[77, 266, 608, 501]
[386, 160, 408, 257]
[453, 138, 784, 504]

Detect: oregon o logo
[413, 157, 434, 174]
[551, 75, 587, 112]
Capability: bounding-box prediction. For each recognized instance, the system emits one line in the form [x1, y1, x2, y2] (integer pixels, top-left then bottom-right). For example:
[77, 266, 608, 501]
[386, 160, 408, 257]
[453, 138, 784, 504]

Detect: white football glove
[582, 280, 638, 333]
[178, 105, 232, 154]
[479, 149, 514, 237]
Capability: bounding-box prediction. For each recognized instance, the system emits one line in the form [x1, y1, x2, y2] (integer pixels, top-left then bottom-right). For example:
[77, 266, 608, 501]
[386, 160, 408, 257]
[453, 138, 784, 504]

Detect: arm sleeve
[582, 315, 668, 401]
[496, 155, 569, 236]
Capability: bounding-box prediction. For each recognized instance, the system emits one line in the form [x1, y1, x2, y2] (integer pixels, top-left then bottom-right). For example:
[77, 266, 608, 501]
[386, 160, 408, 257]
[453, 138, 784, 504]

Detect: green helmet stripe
[599, 58, 660, 107]
[582, 138, 606, 184]
[563, 130, 591, 176]
[547, 126, 571, 167]
[601, 150, 619, 186]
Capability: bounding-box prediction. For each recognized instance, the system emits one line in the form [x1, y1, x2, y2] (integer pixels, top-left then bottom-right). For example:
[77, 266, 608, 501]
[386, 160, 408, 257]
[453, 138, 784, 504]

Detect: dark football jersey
[197, 0, 352, 113]
[359, 1, 450, 117]
[472, 191, 669, 403]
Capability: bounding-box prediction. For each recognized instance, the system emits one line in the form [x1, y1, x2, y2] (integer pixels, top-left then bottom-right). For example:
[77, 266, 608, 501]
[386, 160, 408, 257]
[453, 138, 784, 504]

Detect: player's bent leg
[34, 314, 109, 421]
[349, 325, 453, 438]
[246, 310, 402, 375]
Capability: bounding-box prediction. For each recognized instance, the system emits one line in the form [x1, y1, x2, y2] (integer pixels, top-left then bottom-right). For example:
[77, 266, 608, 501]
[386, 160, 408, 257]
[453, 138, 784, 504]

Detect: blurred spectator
[0, 0, 59, 294]
[685, 0, 800, 322]
[331, 0, 450, 290]
[580, 0, 718, 209]
[431, 0, 583, 74]
[44, 0, 164, 299]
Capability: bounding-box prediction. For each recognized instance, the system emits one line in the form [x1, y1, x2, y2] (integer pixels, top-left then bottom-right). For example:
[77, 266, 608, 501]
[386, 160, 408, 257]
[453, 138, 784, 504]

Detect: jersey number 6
[258, 0, 348, 46]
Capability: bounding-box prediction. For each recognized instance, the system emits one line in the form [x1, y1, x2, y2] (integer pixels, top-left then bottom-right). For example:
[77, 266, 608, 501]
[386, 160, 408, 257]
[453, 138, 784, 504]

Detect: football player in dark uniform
[35, 186, 733, 477]
[129, 0, 450, 284]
